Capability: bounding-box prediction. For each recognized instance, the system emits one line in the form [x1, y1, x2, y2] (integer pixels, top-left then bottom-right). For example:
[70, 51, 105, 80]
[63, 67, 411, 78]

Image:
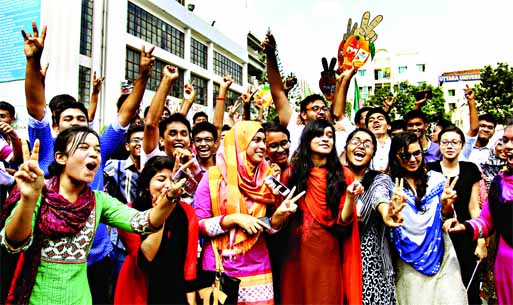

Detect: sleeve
[100, 122, 128, 164]
[465, 198, 494, 240]
[183, 204, 199, 292]
[0, 196, 42, 253]
[371, 174, 394, 211]
[466, 161, 483, 184]
[27, 111, 54, 177]
[96, 191, 155, 234]
[462, 135, 477, 160]
[194, 174, 228, 237]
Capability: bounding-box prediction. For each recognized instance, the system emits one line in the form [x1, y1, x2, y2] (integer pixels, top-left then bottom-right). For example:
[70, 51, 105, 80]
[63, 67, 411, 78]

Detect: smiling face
[265, 131, 290, 167]
[477, 120, 496, 142]
[310, 126, 334, 156]
[367, 112, 389, 137]
[58, 133, 101, 184]
[397, 142, 423, 173]
[246, 131, 266, 165]
[406, 117, 428, 140]
[439, 131, 463, 161]
[502, 126, 513, 167]
[125, 131, 143, 158]
[57, 108, 88, 131]
[148, 168, 173, 206]
[193, 130, 216, 161]
[346, 131, 374, 168]
[301, 100, 328, 123]
[160, 121, 191, 157]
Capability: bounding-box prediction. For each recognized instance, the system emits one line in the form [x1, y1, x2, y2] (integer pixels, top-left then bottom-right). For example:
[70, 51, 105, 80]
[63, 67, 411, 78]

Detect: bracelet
[216, 97, 225, 101]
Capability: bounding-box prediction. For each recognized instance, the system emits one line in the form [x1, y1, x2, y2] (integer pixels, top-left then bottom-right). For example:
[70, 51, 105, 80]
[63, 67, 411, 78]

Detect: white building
[0, 0, 264, 132]
[438, 69, 481, 131]
[353, 48, 438, 101]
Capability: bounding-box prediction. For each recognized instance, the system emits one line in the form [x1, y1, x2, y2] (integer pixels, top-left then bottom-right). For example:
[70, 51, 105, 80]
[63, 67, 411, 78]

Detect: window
[417, 64, 426, 72]
[80, 0, 94, 56]
[213, 51, 243, 85]
[191, 74, 208, 106]
[361, 86, 369, 99]
[358, 69, 366, 77]
[448, 89, 456, 97]
[78, 66, 92, 105]
[374, 68, 390, 80]
[125, 47, 184, 97]
[213, 84, 239, 110]
[127, 2, 185, 58]
[191, 38, 208, 69]
[398, 66, 407, 74]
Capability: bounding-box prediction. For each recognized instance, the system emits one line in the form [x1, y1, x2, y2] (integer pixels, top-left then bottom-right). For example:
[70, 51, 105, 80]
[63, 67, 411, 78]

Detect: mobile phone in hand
[172, 167, 189, 183]
[265, 175, 290, 196]
[258, 216, 271, 229]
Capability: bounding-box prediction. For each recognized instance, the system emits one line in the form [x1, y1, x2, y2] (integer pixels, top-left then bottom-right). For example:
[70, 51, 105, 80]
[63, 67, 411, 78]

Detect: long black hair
[132, 156, 176, 211]
[48, 126, 100, 178]
[387, 131, 428, 210]
[289, 119, 346, 218]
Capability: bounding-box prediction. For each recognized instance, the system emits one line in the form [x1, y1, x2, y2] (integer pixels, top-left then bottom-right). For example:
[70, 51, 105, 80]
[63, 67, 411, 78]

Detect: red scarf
[5, 177, 95, 305]
[301, 166, 362, 305]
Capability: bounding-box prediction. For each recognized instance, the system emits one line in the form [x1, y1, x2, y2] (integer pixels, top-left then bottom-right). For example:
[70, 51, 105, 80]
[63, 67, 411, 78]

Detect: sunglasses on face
[398, 150, 422, 160]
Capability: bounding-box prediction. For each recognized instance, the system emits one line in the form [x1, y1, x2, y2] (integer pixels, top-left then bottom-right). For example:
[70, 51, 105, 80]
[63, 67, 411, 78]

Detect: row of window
[128, 2, 185, 58]
[80, 0, 94, 56]
[78, 66, 91, 105]
[213, 52, 243, 85]
[358, 64, 427, 79]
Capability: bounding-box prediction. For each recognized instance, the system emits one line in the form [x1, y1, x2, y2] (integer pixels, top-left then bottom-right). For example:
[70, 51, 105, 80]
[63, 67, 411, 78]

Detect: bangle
[216, 97, 225, 101]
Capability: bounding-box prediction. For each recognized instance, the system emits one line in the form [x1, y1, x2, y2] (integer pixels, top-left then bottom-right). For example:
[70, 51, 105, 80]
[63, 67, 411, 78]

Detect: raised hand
[343, 17, 358, 42]
[346, 181, 364, 198]
[220, 76, 233, 90]
[464, 84, 475, 100]
[21, 21, 46, 59]
[14, 139, 44, 200]
[384, 95, 395, 110]
[139, 45, 155, 79]
[162, 65, 179, 81]
[319, 57, 337, 101]
[283, 74, 297, 94]
[273, 186, 305, 219]
[261, 32, 276, 55]
[382, 178, 407, 227]
[228, 99, 242, 118]
[92, 71, 105, 94]
[354, 11, 383, 43]
[441, 176, 458, 208]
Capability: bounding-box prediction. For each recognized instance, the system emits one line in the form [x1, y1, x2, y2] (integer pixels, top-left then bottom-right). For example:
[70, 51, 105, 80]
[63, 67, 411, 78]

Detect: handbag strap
[211, 240, 224, 273]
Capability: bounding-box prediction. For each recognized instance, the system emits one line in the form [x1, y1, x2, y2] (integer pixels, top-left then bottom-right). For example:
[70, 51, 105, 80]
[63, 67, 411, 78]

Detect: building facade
[0, 0, 264, 131]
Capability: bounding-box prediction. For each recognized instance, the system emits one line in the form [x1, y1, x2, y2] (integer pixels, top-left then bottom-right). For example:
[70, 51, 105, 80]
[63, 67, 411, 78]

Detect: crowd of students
[0, 23, 512, 305]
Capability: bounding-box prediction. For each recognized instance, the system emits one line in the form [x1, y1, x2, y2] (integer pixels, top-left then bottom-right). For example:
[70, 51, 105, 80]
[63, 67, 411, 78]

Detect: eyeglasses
[440, 140, 462, 147]
[398, 150, 423, 160]
[307, 105, 329, 113]
[193, 137, 214, 144]
[349, 139, 373, 150]
[268, 140, 290, 151]
[129, 137, 143, 144]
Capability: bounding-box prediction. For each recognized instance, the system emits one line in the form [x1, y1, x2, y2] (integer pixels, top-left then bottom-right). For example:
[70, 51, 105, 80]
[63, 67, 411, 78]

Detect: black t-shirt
[427, 161, 482, 222]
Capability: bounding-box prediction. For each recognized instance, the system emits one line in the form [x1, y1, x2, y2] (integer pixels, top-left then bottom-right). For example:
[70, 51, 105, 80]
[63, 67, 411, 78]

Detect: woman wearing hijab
[194, 121, 300, 305]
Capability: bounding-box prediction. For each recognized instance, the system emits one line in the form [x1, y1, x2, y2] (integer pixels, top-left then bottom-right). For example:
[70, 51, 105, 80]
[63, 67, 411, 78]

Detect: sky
[232, 0, 513, 90]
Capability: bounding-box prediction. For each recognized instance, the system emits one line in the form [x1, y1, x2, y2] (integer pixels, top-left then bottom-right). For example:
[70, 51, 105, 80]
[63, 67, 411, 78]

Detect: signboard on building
[438, 73, 481, 83]
[0, 0, 40, 83]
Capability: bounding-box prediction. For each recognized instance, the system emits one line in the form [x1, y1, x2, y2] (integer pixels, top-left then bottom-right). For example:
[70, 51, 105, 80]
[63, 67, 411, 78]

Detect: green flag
[353, 79, 361, 120]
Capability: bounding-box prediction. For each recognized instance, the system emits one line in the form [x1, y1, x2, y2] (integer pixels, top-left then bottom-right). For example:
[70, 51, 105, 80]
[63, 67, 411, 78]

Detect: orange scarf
[209, 121, 274, 255]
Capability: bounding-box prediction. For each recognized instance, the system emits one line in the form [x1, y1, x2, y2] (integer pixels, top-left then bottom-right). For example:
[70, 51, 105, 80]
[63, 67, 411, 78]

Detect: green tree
[365, 81, 448, 122]
[474, 63, 513, 124]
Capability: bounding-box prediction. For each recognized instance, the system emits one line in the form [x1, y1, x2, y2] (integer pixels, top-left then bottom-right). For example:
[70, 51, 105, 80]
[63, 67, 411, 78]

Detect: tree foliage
[474, 63, 513, 124]
[365, 81, 448, 122]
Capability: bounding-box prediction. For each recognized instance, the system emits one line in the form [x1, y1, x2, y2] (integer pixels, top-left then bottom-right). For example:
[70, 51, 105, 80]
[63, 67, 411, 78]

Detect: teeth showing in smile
[173, 144, 184, 148]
